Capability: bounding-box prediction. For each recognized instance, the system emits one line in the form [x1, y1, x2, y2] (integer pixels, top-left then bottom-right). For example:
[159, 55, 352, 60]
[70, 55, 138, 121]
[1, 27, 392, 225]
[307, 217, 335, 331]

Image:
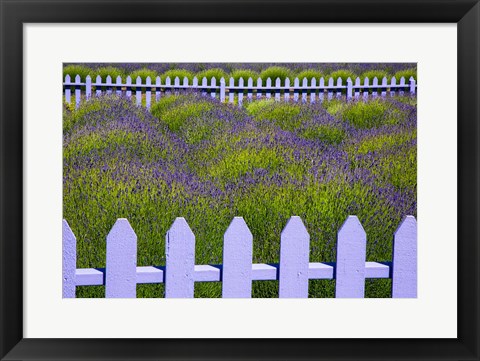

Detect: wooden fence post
[238, 77, 244, 106]
[64, 75, 71, 104]
[86, 75, 91, 100]
[266, 78, 272, 99]
[105, 219, 137, 298]
[335, 216, 367, 298]
[146, 76, 151, 110]
[279, 216, 310, 298]
[126, 76, 132, 99]
[165, 217, 195, 298]
[96, 75, 102, 97]
[136, 76, 142, 106]
[409, 76, 416, 95]
[220, 77, 226, 102]
[222, 217, 253, 298]
[75, 75, 81, 109]
[336, 77, 342, 98]
[392, 216, 417, 297]
[229, 77, 235, 104]
[346, 77, 353, 100]
[63, 220, 76, 298]
[211, 77, 217, 98]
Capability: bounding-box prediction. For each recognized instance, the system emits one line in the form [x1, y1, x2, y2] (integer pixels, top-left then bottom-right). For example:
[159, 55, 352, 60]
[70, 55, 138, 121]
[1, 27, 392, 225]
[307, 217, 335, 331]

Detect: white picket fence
[63, 74, 417, 110]
[63, 215, 417, 298]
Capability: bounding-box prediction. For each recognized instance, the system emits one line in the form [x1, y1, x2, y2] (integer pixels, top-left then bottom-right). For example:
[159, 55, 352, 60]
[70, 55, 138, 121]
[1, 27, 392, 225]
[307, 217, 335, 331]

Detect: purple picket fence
[63, 215, 417, 299]
[63, 74, 417, 110]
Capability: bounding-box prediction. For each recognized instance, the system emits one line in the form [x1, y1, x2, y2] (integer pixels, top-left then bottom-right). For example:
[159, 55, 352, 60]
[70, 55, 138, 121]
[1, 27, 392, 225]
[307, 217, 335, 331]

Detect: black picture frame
[1, 1, 478, 360]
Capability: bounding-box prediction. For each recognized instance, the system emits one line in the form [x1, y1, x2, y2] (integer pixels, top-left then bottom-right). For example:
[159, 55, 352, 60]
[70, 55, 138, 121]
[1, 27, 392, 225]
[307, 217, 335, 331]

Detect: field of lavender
[63, 65, 417, 298]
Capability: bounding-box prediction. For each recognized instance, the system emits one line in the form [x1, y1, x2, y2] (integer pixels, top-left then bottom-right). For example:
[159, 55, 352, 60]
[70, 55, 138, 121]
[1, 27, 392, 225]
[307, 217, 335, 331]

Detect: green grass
[259, 66, 294, 85]
[394, 68, 417, 82]
[196, 68, 228, 83]
[328, 70, 357, 84]
[93, 66, 125, 82]
[230, 69, 259, 85]
[129, 68, 158, 83]
[342, 100, 405, 128]
[296, 69, 324, 83]
[63, 64, 92, 82]
[360, 70, 390, 82]
[161, 69, 195, 83]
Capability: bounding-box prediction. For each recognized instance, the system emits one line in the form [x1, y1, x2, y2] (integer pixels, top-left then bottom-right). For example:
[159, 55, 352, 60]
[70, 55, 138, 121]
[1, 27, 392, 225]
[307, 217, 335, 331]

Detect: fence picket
[363, 77, 369, 100]
[201, 77, 207, 96]
[335, 216, 366, 298]
[265, 78, 272, 99]
[328, 77, 334, 100]
[279, 216, 310, 298]
[126, 76, 132, 99]
[220, 77, 226, 102]
[105, 219, 137, 298]
[136, 77, 142, 106]
[62, 220, 76, 298]
[293, 78, 300, 102]
[74, 75, 81, 109]
[86, 75, 92, 100]
[174, 76, 180, 95]
[346, 77, 353, 100]
[116, 76, 122, 96]
[64, 75, 71, 104]
[354, 77, 361, 99]
[96, 75, 102, 96]
[106, 75, 112, 95]
[372, 77, 378, 98]
[390, 76, 397, 96]
[284, 77, 291, 102]
[238, 77, 244, 106]
[210, 77, 217, 98]
[336, 77, 342, 98]
[392, 216, 417, 297]
[399, 76, 406, 96]
[146, 77, 151, 110]
[409, 76, 416, 95]
[222, 217, 253, 298]
[247, 77, 253, 101]
[319, 77, 325, 102]
[166, 76, 172, 96]
[165, 217, 195, 298]
[229, 77, 235, 103]
[256, 78, 262, 100]
[310, 78, 316, 103]
[302, 78, 308, 103]
[275, 78, 281, 101]
[156, 76, 161, 102]
[381, 77, 388, 97]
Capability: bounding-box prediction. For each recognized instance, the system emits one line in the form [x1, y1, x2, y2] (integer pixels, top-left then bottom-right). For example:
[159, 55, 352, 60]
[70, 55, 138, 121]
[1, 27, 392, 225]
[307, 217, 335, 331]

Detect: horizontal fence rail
[63, 74, 417, 110]
[63, 215, 417, 298]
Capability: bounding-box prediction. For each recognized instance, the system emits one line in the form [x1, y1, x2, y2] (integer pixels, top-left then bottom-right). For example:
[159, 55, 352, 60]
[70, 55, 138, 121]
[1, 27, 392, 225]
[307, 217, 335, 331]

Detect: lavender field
[63, 64, 417, 298]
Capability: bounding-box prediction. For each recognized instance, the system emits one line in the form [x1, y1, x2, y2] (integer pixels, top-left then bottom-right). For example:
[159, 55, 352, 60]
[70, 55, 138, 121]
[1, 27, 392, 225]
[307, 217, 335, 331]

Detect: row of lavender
[63, 215, 417, 298]
[63, 74, 417, 110]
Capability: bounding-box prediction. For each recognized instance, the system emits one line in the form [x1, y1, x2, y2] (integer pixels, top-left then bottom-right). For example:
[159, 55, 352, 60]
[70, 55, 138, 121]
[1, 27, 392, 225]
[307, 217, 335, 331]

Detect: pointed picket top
[192, 76, 198, 86]
[229, 77, 235, 86]
[106, 218, 137, 298]
[116, 75, 122, 83]
[156, 76, 161, 85]
[65, 74, 71, 83]
[126, 75, 132, 84]
[247, 77, 253, 87]
[211, 77, 216, 86]
[391, 76, 397, 84]
[220, 77, 225, 84]
[166, 76, 172, 86]
[106, 75, 112, 83]
[266, 77, 272, 87]
[239, 77, 244, 87]
[165, 217, 195, 298]
[302, 77, 308, 87]
[201, 77, 208, 86]
[346, 77, 353, 100]
[373, 77, 378, 86]
[328, 77, 334, 87]
[75, 74, 81, 83]
[183, 77, 189, 86]
[96, 75, 102, 83]
[62, 219, 76, 298]
[355, 77, 361, 86]
[146, 76, 151, 85]
[223, 217, 253, 298]
[409, 76, 415, 82]
[285, 77, 290, 87]
[86, 75, 91, 82]
[364, 77, 369, 85]
[274, 77, 280, 87]
[135, 76, 142, 85]
[320, 77, 325, 86]
[392, 216, 417, 298]
[335, 216, 367, 298]
[294, 77, 300, 87]
[174, 76, 180, 87]
[336, 77, 342, 86]
[382, 76, 388, 85]
[400, 76, 406, 85]
[257, 77, 262, 87]
[279, 216, 310, 298]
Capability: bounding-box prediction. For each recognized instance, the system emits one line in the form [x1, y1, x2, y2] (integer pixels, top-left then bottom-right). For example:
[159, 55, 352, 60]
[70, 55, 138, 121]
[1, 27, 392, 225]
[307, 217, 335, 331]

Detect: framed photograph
[1, 0, 479, 360]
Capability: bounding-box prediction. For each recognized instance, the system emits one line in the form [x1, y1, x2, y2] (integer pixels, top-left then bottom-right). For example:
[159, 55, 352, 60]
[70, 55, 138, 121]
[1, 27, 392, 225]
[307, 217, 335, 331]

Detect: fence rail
[63, 74, 417, 110]
[63, 215, 417, 298]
